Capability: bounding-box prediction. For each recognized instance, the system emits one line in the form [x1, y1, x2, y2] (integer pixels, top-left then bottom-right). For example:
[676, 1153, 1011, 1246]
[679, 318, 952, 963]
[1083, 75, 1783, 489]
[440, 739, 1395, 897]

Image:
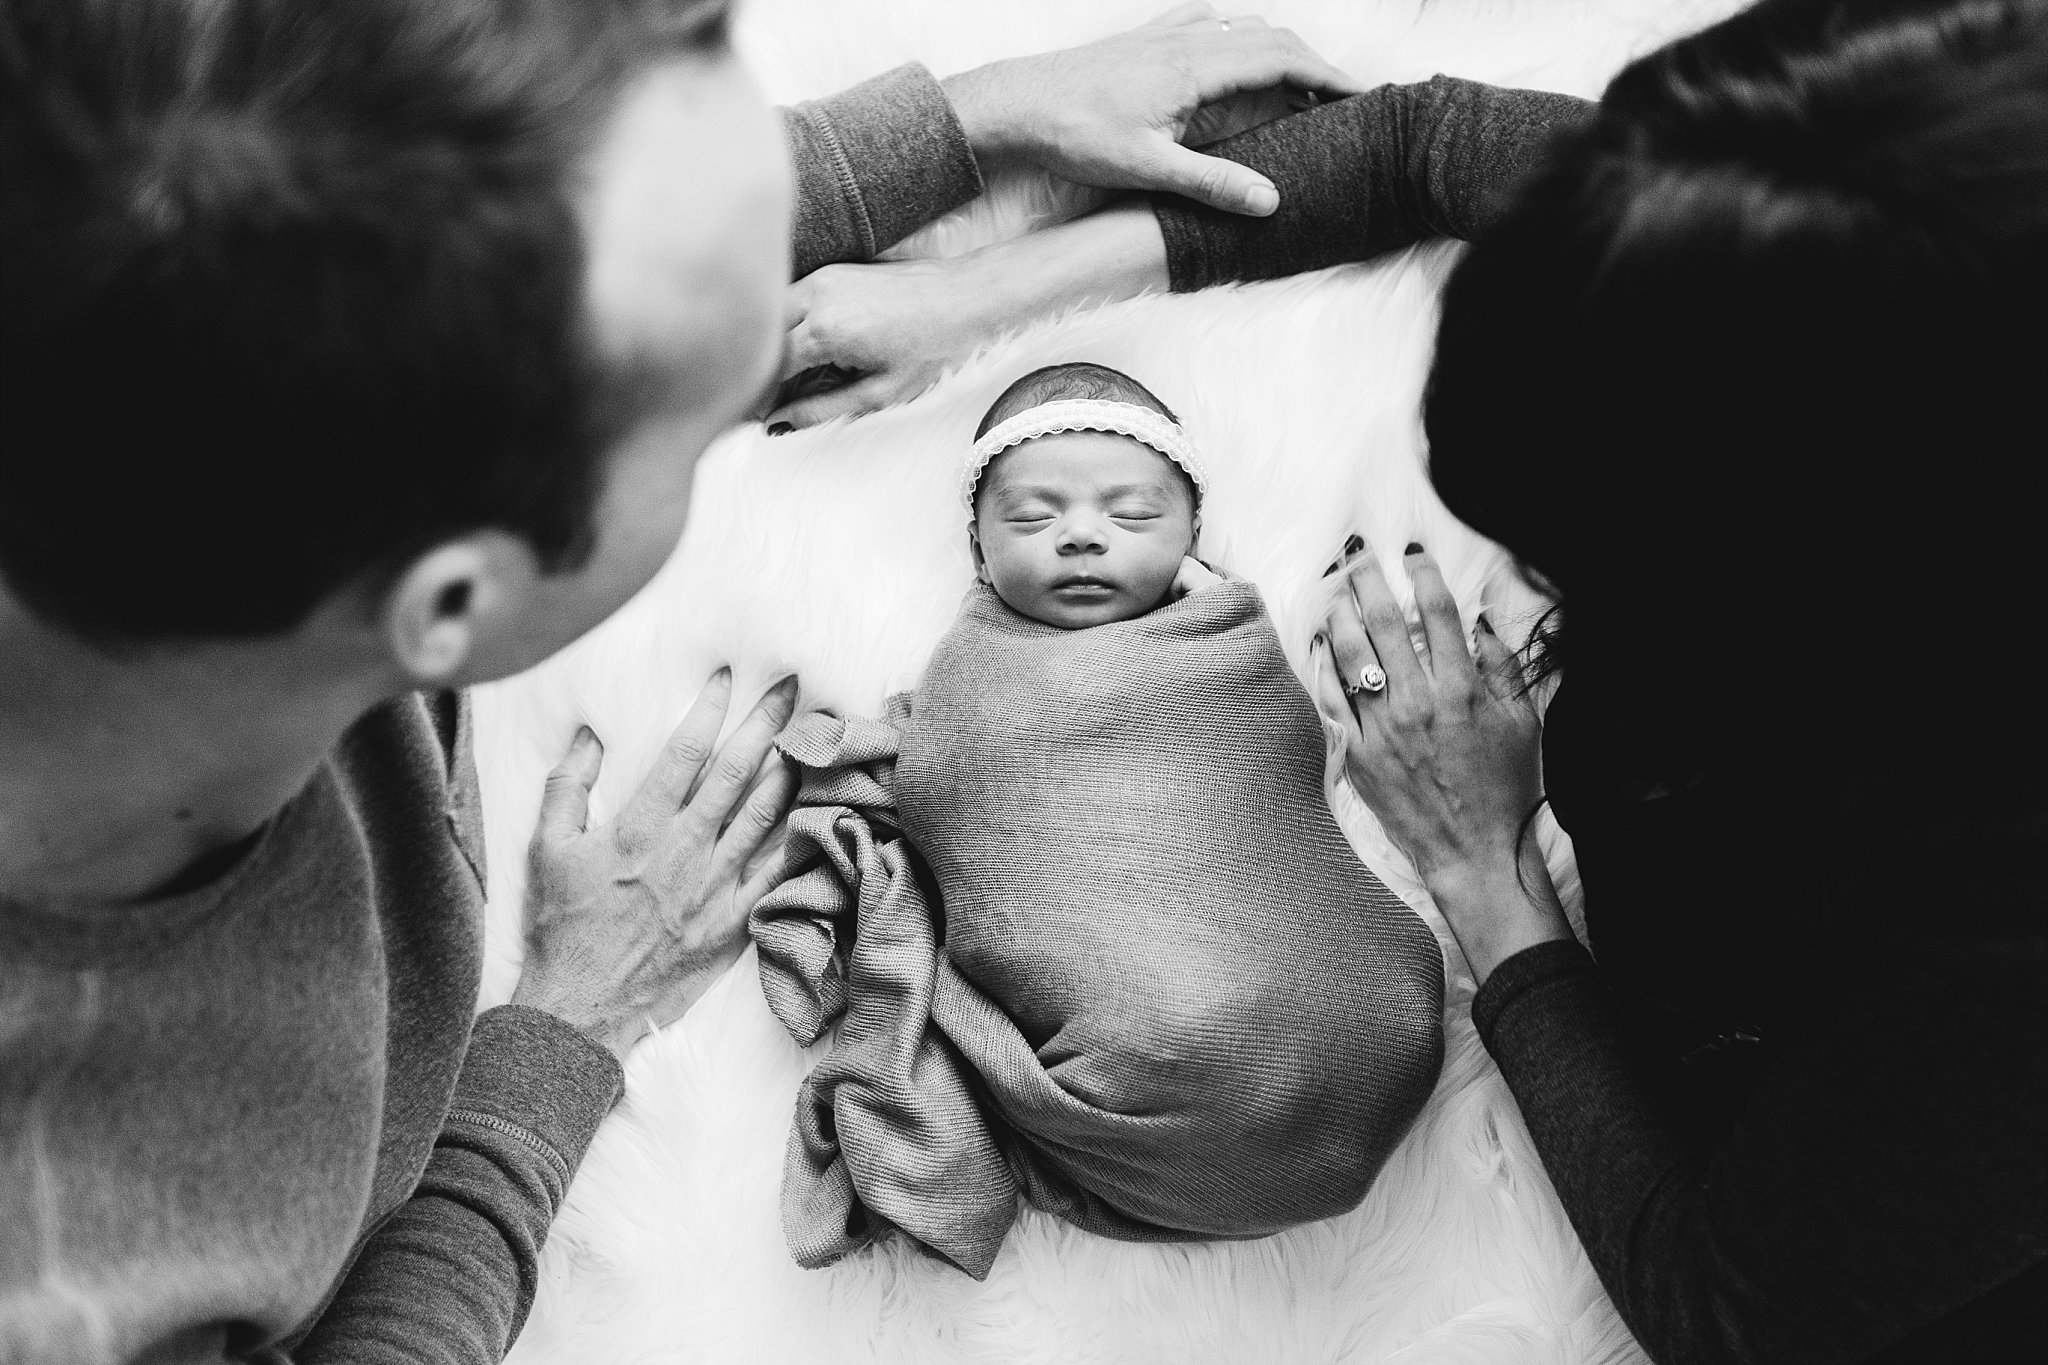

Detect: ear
[968, 525, 991, 585]
[1190, 510, 1203, 555]
[378, 540, 500, 686]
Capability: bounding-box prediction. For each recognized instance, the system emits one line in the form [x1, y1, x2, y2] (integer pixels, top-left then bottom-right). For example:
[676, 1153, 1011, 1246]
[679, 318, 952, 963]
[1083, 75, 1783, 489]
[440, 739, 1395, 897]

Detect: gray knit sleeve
[292, 1006, 623, 1365]
[1154, 76, 1595, 291]
[784, 63, 985, 280]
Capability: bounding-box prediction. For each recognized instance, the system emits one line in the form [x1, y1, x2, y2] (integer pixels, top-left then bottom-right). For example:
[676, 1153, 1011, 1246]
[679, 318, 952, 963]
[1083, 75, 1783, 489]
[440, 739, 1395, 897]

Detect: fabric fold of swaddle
[751, 580, 1445, 1279]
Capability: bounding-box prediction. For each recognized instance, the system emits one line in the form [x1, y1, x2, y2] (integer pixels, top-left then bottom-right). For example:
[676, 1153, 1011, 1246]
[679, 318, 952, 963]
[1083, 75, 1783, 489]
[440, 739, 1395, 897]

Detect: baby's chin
[1003, 581, 1175, 630]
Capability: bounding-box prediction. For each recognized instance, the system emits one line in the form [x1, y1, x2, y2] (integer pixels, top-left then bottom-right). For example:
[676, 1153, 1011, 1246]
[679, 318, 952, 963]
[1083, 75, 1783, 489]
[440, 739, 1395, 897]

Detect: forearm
[1153, 76, 1595, 290]
[294, 1007, 622, 1364]
[1474, 931, 2048, 1364]
[784, 64, 984, 279]
[949, 197, 1169, 329]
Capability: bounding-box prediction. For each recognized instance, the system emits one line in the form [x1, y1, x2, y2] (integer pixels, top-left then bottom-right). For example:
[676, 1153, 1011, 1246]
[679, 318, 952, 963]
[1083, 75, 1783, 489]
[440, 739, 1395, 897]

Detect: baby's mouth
[1051, 574, 1116, 595]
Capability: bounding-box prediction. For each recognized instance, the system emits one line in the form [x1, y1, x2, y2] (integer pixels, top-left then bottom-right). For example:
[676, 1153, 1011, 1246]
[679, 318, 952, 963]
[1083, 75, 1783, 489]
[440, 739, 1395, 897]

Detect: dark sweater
[1150, 78, 2048, 1364]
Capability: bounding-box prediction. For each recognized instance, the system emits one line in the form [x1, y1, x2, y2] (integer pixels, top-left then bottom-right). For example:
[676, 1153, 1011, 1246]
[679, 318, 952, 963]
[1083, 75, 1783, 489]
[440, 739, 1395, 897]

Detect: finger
[1404, 541, 1476, 685]
[1145, 1, 1218, 25]
[535, 726, 603, 845]
[766, 375, 902, 430]
[682, 676, 801, 831]
[782, 276, 812, 331]
[1323, 571, 1387, 703]
[716, 757, 798, 887]
[1306, 633, 1363, 741]
[1140, 139, 1280, 216]
[626, 669, 733, 821]
[779, 319, 825, 384]
[1343, 547, 1430, 694]
[1188, 27, 1366, 103]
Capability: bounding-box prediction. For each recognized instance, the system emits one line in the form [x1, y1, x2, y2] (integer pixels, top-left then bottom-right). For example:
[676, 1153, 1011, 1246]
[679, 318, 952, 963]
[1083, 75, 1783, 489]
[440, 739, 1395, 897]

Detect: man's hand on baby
[1172, 555, 1224, 599]
[512, 670, 799, 1066]
[941, 5, 1360, 216]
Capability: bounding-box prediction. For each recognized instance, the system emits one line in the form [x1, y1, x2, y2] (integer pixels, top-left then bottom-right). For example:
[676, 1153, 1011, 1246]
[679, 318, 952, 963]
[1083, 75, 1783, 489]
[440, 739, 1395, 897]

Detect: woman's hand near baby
[1312, 543, 1572, 983]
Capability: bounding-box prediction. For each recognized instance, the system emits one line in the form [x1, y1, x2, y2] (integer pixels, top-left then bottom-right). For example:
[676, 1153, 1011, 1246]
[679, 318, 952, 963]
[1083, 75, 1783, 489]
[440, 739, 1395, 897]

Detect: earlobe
[383, 542, 491, 685]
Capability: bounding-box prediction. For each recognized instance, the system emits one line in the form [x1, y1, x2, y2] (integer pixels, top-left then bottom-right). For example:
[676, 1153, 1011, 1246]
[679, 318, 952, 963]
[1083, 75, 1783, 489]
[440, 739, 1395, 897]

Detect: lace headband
[961, 399, 1208, 519]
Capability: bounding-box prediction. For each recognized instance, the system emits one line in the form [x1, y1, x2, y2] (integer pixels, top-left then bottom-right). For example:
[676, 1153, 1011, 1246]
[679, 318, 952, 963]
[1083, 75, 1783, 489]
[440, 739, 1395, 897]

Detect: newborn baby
[963, 362, 1219, 628]
[752, 363, 1444, 1279]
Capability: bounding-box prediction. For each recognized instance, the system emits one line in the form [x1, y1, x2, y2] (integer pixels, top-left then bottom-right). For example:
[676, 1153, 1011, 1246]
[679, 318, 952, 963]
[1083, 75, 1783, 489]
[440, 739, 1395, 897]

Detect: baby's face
[972, 430, 1197, 629]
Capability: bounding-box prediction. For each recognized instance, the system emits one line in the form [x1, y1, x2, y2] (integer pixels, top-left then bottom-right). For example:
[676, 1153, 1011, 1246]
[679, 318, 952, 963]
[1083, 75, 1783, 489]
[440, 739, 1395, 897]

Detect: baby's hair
[973, 362, 1179, 440]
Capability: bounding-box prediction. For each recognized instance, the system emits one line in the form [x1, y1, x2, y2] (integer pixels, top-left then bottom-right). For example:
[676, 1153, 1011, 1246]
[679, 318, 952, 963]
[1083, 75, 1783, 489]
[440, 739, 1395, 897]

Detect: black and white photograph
[4, 1, 2043, 1362]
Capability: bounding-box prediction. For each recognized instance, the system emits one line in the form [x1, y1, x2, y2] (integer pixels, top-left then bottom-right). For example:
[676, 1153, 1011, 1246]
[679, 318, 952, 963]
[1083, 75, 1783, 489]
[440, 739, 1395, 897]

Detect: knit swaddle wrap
[751, 580, 1445, 1278]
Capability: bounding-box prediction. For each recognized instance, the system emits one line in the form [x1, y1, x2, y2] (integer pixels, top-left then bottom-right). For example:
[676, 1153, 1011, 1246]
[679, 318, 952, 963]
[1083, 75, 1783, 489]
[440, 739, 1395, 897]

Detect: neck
[0, 596, 390, 905]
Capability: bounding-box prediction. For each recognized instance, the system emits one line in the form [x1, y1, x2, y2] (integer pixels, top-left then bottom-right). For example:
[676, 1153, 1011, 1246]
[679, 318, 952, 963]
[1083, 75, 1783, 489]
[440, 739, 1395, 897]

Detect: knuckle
[667, 732, 713, 769]
[1364, 602, 1407, 635]
[715, 749, 758, 788]
[1388, 696, 1432, 730]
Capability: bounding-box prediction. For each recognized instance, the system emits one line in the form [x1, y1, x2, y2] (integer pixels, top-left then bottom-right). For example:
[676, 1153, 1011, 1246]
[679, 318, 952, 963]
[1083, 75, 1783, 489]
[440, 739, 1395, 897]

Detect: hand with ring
[1310, 538, 1572, 981]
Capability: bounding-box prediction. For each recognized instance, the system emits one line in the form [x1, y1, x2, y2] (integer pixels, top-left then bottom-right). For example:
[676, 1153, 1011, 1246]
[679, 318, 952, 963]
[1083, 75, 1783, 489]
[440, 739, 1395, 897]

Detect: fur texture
[476, 3, 1743, 1361]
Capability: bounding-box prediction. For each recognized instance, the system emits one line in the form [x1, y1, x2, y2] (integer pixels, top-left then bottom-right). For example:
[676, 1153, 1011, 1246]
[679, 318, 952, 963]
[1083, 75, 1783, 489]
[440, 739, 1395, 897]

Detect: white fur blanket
[475, 3, 1744, 1361]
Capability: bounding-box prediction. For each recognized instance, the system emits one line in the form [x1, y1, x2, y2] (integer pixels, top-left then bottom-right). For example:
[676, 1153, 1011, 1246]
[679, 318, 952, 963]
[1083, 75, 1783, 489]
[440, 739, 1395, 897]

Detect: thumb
[537, 726, 603, 844]
[766, 375, 902, 432]
[1142, 140, 1279, 216]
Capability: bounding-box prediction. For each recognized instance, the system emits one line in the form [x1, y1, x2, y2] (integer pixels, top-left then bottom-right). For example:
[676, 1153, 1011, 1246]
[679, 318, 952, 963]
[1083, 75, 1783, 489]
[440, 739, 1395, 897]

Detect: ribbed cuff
[1471, 938, 1599, 1048]
[785, 63, 983, 276]
[449, 1005, 623, 1178]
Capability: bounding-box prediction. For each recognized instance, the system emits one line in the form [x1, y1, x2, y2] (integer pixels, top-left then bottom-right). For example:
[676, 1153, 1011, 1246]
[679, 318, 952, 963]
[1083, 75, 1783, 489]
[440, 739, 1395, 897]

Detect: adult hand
[1310, 541, 1572, 980]
[767, 254, 1004, 431]
[511, 670, 799, 1064]
[940, 4, 1361, 216]
[768, 200, 1170, 430]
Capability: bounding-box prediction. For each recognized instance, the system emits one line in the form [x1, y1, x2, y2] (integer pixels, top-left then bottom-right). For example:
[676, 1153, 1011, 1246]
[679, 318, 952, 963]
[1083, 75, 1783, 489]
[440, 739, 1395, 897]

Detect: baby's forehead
[980, 429, 1188, 497]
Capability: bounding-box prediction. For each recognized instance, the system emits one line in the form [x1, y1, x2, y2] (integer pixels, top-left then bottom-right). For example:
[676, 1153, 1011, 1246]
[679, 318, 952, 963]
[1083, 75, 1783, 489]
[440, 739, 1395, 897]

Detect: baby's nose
[1055, 516, 1108, 554]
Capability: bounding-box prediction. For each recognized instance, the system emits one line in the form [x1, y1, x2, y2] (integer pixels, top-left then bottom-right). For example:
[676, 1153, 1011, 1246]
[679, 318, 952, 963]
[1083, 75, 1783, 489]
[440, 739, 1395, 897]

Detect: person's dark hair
[974, 361, 1181, 439]
[1424, 0, 2047, 775]
[0, 0, 729, 642]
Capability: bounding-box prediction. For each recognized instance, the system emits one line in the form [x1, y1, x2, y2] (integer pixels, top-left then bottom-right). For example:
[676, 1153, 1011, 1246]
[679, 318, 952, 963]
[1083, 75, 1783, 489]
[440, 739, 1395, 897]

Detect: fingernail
[1321, 557, 1341, 578]
[1343, 534, 1365, 556]
[773, 673, 800, 698]
[1311, 633, 1326, 651]
[712, 666, 733, 686]
[1476, 613, 1494, 634]
[766, 422, 793, 437]
[575, 724, 595, 747]
[1245, 181, 1279, 215]
[1404, 541, 1424, 556]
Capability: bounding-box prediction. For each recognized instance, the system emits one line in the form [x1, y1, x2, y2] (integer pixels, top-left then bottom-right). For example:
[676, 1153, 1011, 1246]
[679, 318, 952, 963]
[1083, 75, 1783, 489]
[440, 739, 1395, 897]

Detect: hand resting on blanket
[511, 670, 800, 1065]
[1312, 541, 1572, 984]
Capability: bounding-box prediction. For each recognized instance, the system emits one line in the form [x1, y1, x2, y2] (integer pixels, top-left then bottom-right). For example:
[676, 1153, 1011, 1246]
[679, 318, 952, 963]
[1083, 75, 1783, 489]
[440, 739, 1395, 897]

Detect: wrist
[508, 974, 640, 1067]
[1423, 845, 1573, 985]
[939, 63, 1031, 165]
